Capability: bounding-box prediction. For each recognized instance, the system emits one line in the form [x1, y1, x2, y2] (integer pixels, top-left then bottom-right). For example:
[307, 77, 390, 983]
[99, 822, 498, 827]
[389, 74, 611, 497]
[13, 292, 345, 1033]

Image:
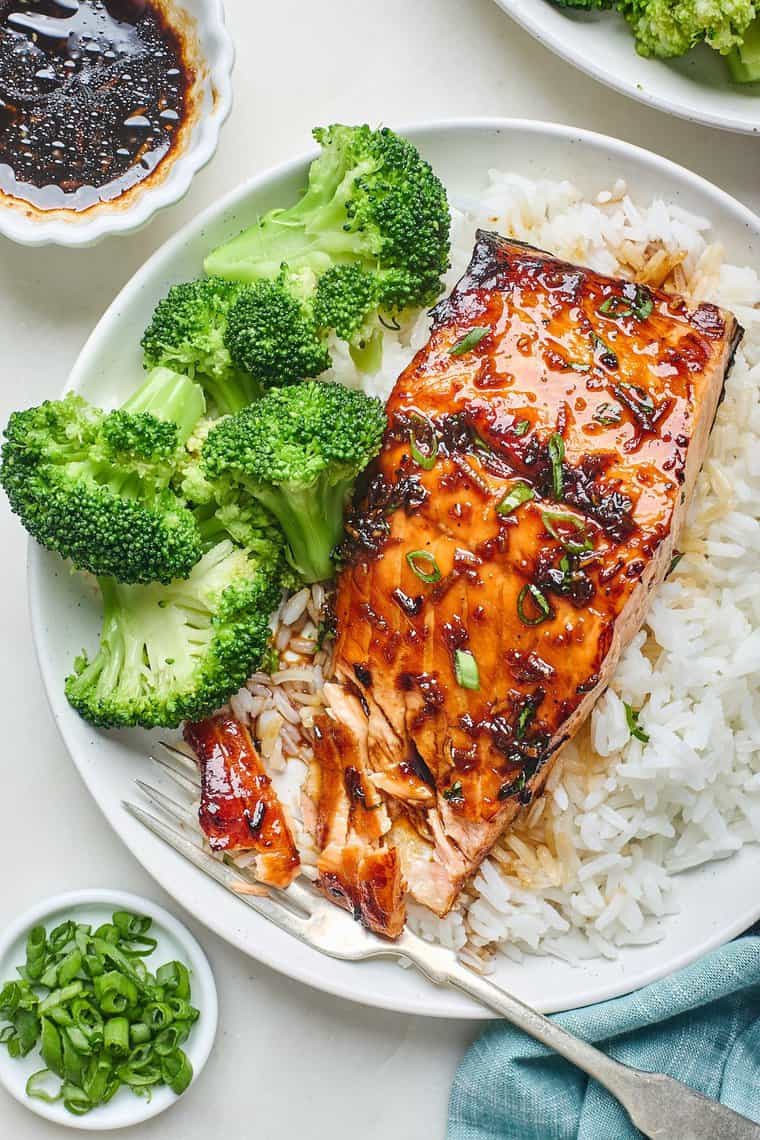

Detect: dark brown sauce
[0, 0, 191, 212]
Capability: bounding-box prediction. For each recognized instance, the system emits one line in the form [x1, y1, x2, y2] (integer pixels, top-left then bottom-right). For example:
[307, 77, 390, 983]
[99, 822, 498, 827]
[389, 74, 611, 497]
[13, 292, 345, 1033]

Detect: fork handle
[434, 956, 760, 1140]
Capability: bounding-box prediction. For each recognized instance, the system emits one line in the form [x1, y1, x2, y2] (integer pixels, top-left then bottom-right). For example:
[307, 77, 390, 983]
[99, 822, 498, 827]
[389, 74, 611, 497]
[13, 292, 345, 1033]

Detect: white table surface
[0, 1, 757, 1137]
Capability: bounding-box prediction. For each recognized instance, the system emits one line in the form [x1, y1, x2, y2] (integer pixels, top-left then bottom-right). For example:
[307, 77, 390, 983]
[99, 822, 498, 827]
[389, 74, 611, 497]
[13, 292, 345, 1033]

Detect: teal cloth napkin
[448, 930, 760, 1139]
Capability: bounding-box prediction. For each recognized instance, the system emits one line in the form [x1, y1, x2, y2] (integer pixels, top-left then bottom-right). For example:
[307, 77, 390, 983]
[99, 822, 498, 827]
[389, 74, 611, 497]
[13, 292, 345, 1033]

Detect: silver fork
[124, 743, 760, 1140]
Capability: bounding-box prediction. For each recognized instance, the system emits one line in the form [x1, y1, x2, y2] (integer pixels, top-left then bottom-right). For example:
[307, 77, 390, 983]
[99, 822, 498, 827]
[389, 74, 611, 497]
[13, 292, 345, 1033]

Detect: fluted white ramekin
[0, 0, 233, 248]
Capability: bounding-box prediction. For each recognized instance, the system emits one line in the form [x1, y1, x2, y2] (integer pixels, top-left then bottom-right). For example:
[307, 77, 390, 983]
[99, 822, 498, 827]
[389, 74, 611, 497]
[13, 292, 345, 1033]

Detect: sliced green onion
[408, 411, 439, 471]
[516, 703, 535, 740]
[541, 508, 593, 554]
[406, 549, 441, 584]
[112, 913, 152, 940]
[631, 284, 653, 320]
[624, 702, 650, 744]
[40, 1018, 63, 1077]
[40, 962, 59, 990]
[448, 326, 491, 356]
[548, 434, 565, 499]
[409, 429, 438, 470]
[598, 295, 633, 319]
[83, 954, 105, 980]
[517, 583, 554, 626]
[26, 1069, 62, 1104]
[591, 332, 619, 369]
[144, 1003, 174, 1032]
[61, 1030, 84, 1085]
[0, 910, 200, 1115]
[57, 951, 83, 987]
[155, 962, 190, 1000]
[442, 780, 465, 804]
[94, 971, 138, 1013]
[71, 998, 103, 1039]
[118, 936, 158, 958]
[126, 1042, 156, 1071]
[0, 982, 22, 1016]
[154, 1023, 190, 1056]
[161, 1048, 193, 1095]
[497, 481, 534, 516]
[25, 927, 47, 981]
[83, 1056, 113, 1104]
[93, 924, 119, 945]
[61, 1081, 92, 1116]
[64, 1025, 93, 1056]
[48, 1004, 74, 1028]
[49, 921, 76, 952]
[130, 1022, 151, 1046]
[38, 982, 84, 1017]
[593, 402, 622, 427]
[513, 419, 530, 436]
[167, 998, 198, 1023]
[104, 1017, 130, 1057]
[14, 1008, 40, 1057]
[453, 649, 480, 691]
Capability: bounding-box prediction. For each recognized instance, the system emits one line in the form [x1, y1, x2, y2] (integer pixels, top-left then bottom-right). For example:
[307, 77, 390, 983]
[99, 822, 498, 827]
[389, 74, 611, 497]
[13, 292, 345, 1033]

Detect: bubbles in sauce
[0, 0, 192, 212]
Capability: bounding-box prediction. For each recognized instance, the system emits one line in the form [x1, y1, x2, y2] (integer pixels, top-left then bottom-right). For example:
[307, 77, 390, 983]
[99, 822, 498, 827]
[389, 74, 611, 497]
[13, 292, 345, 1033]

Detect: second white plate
[494, 0, 760, 135]
[29, 119, 760, 1018]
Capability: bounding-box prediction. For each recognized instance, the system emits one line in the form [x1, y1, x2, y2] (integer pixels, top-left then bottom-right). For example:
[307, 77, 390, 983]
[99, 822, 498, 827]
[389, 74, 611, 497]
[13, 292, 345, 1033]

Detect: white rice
[223, 170, 760, 965]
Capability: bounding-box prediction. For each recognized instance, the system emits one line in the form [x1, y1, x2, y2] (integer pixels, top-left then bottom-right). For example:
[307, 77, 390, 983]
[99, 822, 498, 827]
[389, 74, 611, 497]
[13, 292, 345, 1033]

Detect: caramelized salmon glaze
[308, 231, 742, 937]
[185, 714, 300, 889]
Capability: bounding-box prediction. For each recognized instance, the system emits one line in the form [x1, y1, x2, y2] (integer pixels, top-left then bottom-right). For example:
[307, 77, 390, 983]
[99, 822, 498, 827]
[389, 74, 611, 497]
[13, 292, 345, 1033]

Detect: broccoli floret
[141, 277, 260, 414]
[625, 0, 756, 56]
[202, 380, 386, 583]
[178, 419, 301, 588]
[65, 542, 283, 729]
[0, 367, 207, 585]
[204, 124, 450, 371]
[224, 273, 330, 388]
[312, 264, 384, 373]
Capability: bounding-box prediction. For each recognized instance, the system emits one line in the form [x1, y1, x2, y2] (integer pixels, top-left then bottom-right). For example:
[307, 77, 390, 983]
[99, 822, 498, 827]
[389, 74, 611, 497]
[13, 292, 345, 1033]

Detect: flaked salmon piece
[308, 696, 405, 938]
[184, 713, 300, 890]
[311, 230, 742, 936]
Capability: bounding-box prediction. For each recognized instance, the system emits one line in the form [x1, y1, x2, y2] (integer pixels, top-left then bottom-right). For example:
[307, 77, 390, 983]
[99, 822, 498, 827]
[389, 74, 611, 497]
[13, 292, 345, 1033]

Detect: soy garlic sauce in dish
[0, 0, 194, 213]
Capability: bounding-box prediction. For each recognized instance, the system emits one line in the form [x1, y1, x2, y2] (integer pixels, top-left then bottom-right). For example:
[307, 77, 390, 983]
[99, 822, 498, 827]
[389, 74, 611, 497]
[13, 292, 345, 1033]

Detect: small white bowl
[0, 1, 234, 248]
[0, 889, 218, 1129]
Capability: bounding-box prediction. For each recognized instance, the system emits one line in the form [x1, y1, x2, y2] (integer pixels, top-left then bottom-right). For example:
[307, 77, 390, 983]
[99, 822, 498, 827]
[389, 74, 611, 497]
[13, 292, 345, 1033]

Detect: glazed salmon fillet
[185, 714, 300, 889]
[310, 230, 742, 936]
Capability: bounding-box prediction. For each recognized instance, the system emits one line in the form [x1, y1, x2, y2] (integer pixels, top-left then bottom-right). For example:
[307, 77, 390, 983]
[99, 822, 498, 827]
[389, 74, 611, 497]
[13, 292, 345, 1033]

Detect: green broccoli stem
[254, 476, 352, 583]
[68, 577, 125, 699]
[727, 16, 760, 81]
[193, 503, 229, 551]
[349, 329, 383, 375]
[200, 369, 262, 416]
[121, 366, 206, 443]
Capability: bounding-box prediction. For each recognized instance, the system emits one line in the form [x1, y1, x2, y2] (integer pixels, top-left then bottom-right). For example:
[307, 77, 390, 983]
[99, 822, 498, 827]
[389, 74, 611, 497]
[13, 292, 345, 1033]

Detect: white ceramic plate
[28, 119, 760, 1019]
[0, 889, 217, 1128]
[494, 0, 760, 135]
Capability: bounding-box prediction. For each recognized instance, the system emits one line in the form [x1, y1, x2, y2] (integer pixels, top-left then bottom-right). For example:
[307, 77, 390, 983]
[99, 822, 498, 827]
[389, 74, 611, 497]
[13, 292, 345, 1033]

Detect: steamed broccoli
[204, 124, 450, 372]
[1, 367, 207, 585]
[202, 380, 387, 583]
[727, 14, 760, 80]
[224, 272, 330, 388]
[141, 277, 260, 414]
[625, 0, 756, 56]
[65, 542, 283, 729]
